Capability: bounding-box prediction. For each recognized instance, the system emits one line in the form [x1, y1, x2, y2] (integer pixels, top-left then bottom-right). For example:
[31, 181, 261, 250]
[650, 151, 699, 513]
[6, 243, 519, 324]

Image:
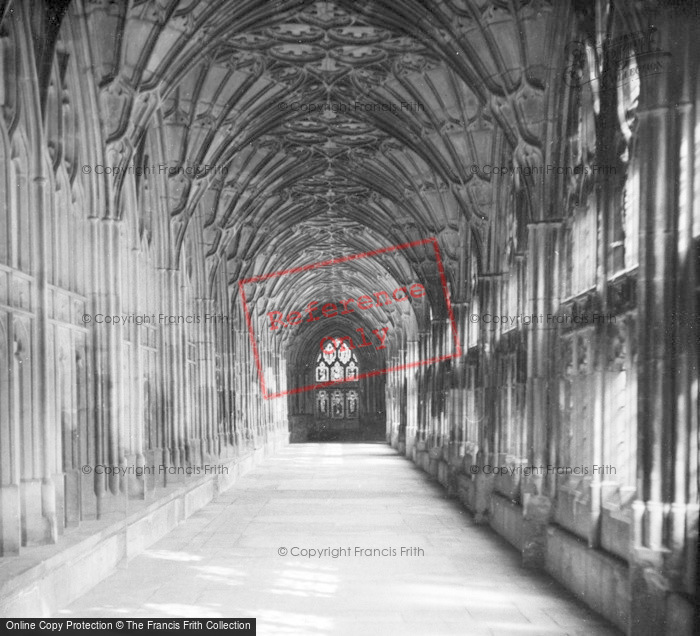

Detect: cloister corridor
[1, 1, 697, 634]
[55, 444, 619, 636]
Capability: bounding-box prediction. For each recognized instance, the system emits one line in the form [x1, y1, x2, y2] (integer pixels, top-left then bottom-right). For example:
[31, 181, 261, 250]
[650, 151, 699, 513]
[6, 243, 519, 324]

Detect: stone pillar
[12, 3, 60, 545]
[0, 308, 21, 550]
[88, 218, 125, 507]
[234, 328, 246, 450]
[203, 298, 219, 456]
[630, 13, 698, 634]
[431, 318, 443, 450]
[451, 302, 468, 452]
[130, 270, 146, 499]
[172, 271, 187, 467]
[521, 221, 561, 567]
[34, 171, 59, 544]
[405, 338, 419, 458]
[473, 274, 502, 522]
[223, 308, 235, 451]
[417, 329, 430, 445]
[108, 220, 126, 496]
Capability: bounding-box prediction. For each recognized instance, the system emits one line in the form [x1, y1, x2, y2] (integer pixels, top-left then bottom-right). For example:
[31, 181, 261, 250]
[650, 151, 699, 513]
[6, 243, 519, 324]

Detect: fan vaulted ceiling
[93, 0, 555, 339]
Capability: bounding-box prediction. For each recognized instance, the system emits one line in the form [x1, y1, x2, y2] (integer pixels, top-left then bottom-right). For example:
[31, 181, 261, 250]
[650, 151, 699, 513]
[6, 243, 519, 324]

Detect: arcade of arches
[0, 1, 698, 634]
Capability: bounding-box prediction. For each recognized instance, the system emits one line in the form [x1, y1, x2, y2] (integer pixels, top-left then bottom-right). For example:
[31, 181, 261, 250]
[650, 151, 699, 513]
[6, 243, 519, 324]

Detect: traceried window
[316, 390, 329, 415]
[315, 338, 359, 419]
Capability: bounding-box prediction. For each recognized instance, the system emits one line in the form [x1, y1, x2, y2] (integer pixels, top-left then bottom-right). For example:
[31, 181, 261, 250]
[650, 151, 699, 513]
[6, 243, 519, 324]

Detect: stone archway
[286, 324, 388, 443]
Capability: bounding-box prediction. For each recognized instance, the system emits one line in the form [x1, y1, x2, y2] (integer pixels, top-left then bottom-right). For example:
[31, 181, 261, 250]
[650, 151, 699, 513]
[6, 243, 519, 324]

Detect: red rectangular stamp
[238, 237, 461, 399]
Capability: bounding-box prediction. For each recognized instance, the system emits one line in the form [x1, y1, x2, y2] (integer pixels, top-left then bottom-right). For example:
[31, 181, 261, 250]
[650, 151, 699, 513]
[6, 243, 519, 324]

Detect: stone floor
[57, 443, 621, 635]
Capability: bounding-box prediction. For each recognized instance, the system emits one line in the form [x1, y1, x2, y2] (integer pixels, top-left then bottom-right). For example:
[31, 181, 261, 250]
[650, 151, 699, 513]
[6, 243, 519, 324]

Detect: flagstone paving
[57, 443, 621, 636]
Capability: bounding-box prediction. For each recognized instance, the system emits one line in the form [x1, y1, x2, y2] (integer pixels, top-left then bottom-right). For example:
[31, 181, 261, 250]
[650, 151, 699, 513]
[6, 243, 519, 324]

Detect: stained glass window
[338, 341, 352, 364]
[331, 361, 343, 381]
[322, 340, 336, 365]
[316, 364, 329, 382]
[331, 390, 344, 418]
[317, 390, 328, 415]
[346, 390, 358, 416]
[315, 337, 360, 418]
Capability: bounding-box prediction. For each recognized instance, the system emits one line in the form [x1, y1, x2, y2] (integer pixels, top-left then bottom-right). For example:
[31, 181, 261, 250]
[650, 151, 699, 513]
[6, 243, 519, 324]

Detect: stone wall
[0, 2, 289, 561]
[385, 4, 699, 634]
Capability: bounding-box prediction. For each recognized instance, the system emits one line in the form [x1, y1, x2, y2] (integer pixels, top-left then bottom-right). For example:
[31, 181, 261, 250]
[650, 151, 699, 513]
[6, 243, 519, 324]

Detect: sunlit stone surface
[58, 444, 619, 635]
